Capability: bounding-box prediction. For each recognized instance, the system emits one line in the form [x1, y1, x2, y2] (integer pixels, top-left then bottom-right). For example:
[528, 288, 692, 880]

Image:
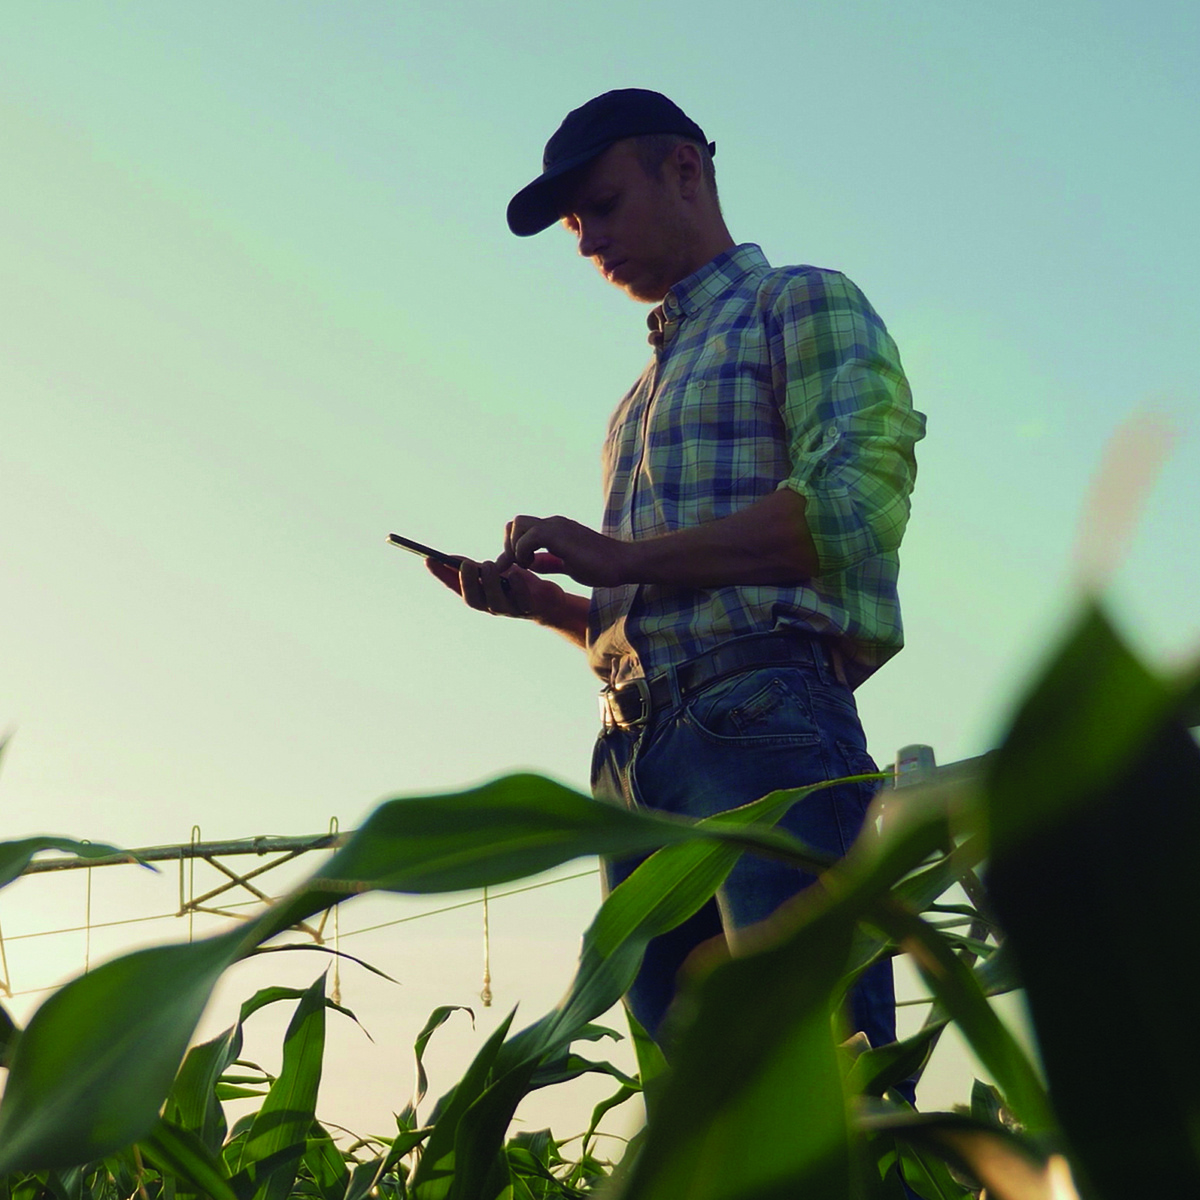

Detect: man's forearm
[623, 487, 819, 588]
[503, 489, 818, 595]
[534, 590, 590, 648]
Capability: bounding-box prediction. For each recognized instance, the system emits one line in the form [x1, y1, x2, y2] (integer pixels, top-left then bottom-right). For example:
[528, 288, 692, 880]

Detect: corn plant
[0, 598, 1197, 1199]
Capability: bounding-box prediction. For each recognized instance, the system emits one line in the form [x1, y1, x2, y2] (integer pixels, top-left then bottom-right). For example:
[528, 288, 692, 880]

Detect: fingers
[457, 557, 488, 611]
[457, 558, 527, 618]
[498, 515, 532, 571]
[503, 515, 548, 568]
[514, 518, 557, 568]
[530, 552, 568, 574]
[501, 568, 538, 619]
[496, 515, 619, 585]
[502, 565, 564, 622]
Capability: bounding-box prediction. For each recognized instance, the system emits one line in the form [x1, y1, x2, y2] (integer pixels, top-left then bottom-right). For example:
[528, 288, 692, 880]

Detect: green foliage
[984, 615, 1200, 1195]
[0, 933, 242, 1170]
[229, 975, 329, 1200]
[0, 599, 1197, 1199]
[619, 896, 858, 1199]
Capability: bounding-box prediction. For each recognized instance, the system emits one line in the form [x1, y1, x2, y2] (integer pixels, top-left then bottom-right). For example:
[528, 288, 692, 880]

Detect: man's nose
[577, 224, 608, 258]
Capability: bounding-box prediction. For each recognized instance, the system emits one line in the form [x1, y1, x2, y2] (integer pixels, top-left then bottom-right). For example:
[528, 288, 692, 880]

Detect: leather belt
[599, 630, 846, 730]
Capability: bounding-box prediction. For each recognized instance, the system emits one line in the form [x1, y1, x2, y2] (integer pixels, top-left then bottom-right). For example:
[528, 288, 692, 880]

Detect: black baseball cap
[506, 89, 714, 237]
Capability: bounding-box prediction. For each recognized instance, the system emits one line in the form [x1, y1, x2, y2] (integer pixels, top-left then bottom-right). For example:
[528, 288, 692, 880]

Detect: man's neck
[668, 229, 736, 295]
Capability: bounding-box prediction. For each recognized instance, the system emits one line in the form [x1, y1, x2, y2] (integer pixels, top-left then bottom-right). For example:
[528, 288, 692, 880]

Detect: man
[429, 89, 925, 1050]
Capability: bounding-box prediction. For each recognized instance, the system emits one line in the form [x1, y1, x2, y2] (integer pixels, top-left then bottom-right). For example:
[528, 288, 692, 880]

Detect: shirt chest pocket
[647, 365, 778, 444]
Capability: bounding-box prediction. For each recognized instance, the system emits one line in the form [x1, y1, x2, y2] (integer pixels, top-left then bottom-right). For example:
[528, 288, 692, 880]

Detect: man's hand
[424, 556, 559, 620]
[497, 515, 631, 588]
[425, 554, 590, 647]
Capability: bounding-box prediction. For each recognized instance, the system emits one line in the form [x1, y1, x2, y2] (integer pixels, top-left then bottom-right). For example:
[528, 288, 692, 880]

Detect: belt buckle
[600, 677, 652, 729]
[622, 677, 652, 728]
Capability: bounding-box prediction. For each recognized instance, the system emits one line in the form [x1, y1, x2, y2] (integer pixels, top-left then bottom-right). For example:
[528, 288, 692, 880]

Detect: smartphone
[388, 532, 512, 594]
[387, 532, 463, 568]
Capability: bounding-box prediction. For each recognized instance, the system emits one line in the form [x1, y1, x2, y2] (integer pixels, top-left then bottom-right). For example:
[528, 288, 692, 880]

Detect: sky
[1, 0, 1197, 1147]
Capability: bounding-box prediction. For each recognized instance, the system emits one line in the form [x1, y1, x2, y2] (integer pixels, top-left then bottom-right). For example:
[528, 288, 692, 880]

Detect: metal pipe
[20, 833, 348, 875]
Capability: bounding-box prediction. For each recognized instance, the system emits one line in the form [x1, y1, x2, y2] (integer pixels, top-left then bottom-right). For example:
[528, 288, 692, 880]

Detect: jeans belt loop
[829, 645, 849, 688]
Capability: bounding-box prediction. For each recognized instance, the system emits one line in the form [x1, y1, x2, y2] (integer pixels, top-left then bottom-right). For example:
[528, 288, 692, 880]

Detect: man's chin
[618, 277, 669, 304]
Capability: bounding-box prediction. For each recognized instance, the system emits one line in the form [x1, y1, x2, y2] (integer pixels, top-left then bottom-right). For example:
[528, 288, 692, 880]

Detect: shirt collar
[662, 243, 769, 322]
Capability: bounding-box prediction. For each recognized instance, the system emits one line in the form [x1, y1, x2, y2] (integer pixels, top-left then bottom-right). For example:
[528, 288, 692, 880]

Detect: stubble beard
[615, 211, 696, 305]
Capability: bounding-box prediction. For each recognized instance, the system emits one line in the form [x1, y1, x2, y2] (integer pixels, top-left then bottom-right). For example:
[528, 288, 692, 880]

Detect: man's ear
[672, 142, 705, 200]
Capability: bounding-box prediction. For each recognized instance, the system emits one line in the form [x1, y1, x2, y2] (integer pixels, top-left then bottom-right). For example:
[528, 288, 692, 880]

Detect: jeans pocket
[684, 668, 823, 746]
[835, 739, 879, 779]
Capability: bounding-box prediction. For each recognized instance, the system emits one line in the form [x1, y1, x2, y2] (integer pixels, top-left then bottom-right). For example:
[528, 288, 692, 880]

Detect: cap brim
[506, 143, 612, 237]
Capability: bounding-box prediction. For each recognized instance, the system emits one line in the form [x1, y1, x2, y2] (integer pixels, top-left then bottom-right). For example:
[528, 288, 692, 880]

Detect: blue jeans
[591, 639, 897, 1052]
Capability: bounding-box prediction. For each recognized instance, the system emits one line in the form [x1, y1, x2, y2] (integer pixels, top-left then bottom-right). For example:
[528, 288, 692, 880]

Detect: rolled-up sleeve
[769, 271, 926, 575]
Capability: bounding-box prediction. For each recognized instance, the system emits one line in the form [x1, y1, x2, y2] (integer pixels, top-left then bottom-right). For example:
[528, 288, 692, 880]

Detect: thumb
[425, 558, 463, 593]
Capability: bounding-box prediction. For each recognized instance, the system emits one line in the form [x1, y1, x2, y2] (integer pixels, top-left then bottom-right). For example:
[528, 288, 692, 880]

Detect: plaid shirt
[587, 243, 925, 689]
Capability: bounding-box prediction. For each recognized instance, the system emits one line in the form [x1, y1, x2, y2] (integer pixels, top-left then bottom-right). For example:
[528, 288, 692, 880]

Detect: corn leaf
[412, 1010, 517, 1200]
[846, 1022, 948, 1099]
[412, 1006, 472, 1113]
[168, 1028, 242, 1154]
[984, 603, 1183, 853]
[300, 1124, 351, 1200]
[0, 1003, 18, 1066]
[862, 1110, 1050, 1200]
[138, 1119, 237, 1200]
[263, 773, 836, 938]
[0, 928, 244, 1172]
[229, 975, 328, 1200]
[871, 902, 1053, 1135]
[985, 607, 1200, 1195]
[612, 898, 857, 1200]
[168, 984, 342, 1155]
